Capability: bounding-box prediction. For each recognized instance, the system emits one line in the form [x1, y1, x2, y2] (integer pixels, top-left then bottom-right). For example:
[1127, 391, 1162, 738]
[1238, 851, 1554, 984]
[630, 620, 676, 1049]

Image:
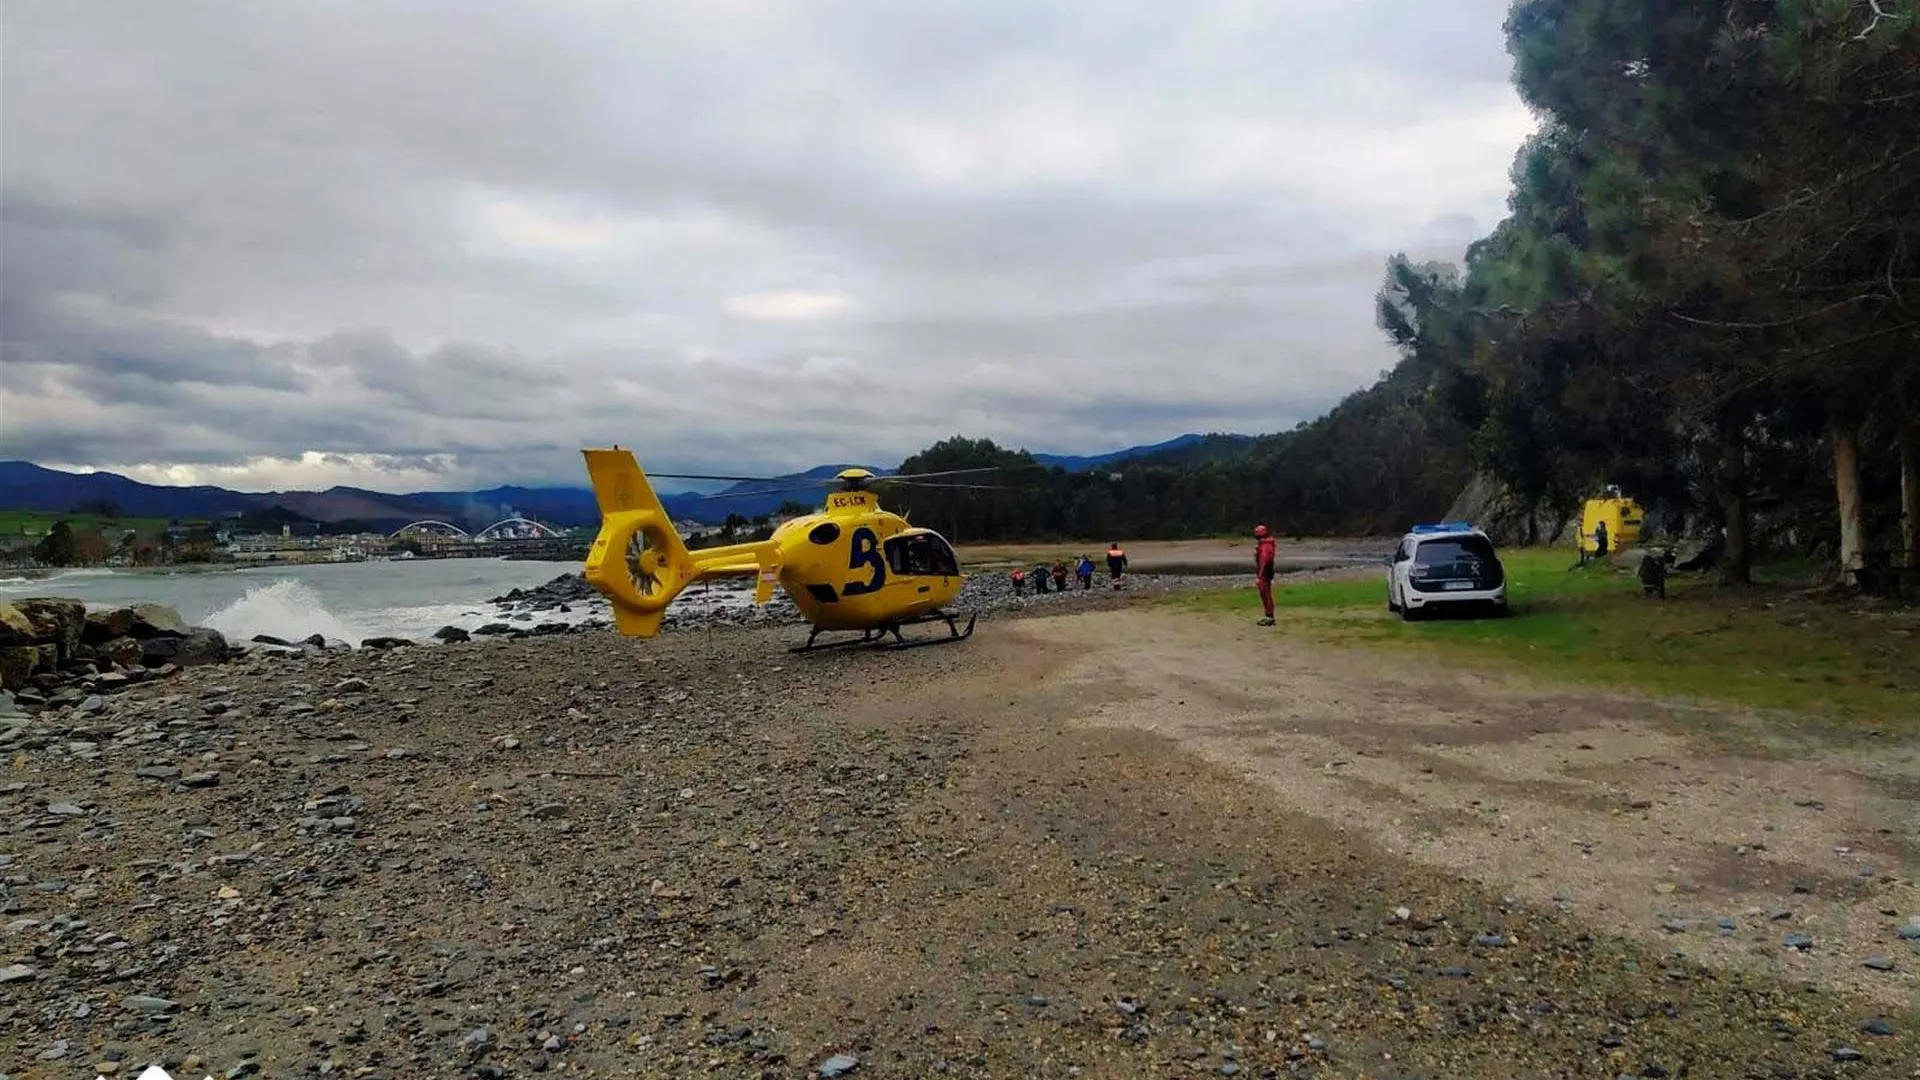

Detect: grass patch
[1177, 547, 1920, 727]
[0, 510, 171, 538]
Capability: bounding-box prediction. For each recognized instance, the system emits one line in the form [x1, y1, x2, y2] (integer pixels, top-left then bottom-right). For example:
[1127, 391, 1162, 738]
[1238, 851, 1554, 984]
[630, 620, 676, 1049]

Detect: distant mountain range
[1027, 433, 1237, 471]
[0, 433, 1251, 531]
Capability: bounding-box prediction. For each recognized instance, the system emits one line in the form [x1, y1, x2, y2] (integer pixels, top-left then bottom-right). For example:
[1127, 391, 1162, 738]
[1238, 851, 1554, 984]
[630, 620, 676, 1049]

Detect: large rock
[1443, 473, 1575, 547]
[140, 627, 229, 668]
[85, 602, 189, 643]
[0, 603, 34, 647]
[0, 646, 36, 690]
[13, 597, 87, 660]
[0, 644, 58, 691]
[98, 636, 145, 669]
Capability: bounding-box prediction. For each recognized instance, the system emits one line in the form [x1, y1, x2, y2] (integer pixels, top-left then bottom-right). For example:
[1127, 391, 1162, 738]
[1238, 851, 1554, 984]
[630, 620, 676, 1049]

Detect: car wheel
[1401, 602, 1421, 622]
[1387, 583, 1400, 613]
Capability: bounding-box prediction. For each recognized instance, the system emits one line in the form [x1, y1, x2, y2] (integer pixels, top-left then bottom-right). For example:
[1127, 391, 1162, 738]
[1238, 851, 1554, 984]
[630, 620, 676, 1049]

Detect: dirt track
[4, 599, 1916, 1078]
[1025, 607, 1920, 1013]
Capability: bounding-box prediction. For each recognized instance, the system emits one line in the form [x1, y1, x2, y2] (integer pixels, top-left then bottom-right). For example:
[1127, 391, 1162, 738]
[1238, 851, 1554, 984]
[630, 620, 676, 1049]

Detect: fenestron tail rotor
[624, 528, 663, 597]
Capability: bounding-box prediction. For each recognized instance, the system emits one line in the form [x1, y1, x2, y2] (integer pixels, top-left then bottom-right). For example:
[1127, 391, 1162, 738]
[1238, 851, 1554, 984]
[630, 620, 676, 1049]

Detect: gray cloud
[0, 0, 1532, 492]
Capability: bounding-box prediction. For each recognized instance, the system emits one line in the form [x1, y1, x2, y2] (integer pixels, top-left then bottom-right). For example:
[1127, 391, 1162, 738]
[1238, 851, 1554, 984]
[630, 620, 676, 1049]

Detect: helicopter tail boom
[581, 448, 782, 638]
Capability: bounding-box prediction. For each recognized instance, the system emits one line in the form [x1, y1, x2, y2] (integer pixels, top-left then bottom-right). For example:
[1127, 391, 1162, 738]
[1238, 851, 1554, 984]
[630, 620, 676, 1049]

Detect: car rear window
[1413, 536, 1497, 570]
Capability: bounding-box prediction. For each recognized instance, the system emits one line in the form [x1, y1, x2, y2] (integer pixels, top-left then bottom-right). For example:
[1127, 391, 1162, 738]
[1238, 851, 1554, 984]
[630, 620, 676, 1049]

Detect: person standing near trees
[1253, 524, 1277, 625]
[1105, 542, 1127, 588]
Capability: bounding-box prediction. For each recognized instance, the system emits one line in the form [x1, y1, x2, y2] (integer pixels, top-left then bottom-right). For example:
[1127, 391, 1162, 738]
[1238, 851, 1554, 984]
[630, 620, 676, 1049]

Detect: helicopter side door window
[884, 534, 957, 577]
[885, 536, 915, 576]
[885, 535, 931, 576]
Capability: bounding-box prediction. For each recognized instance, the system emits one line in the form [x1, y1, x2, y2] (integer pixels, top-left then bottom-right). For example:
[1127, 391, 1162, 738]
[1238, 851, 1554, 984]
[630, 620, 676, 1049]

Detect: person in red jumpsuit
[1253, 524, 1277, 625]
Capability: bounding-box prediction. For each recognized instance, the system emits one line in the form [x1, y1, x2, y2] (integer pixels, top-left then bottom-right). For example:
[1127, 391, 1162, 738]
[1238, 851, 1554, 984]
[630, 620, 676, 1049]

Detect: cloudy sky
[1, 0, 1534, 493]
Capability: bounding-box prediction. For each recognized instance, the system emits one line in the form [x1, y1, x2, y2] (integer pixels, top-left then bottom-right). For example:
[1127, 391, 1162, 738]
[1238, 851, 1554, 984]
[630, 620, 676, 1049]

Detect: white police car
[1385, 522, 1508, 620]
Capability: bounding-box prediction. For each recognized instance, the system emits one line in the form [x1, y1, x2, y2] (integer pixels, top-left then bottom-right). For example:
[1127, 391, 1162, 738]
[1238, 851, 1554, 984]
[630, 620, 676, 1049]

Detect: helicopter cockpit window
[924, 534, 960, 576]
[884, 533, 960, 577]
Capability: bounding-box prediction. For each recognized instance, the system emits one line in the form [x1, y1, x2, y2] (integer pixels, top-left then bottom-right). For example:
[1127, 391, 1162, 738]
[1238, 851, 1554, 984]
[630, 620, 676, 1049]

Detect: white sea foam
[202, 579, 364, 644]
[0, 567, 119, 593]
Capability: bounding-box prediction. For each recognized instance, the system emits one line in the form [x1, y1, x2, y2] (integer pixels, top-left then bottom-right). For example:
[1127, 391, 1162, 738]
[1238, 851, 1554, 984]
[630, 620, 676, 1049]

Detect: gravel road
[2, 589, 1914, 1079]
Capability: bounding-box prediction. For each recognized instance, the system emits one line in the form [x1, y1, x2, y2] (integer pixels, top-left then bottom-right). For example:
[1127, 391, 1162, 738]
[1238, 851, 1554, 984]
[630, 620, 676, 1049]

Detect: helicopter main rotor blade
[644, 472, 794, 483]
[685, 486, 827, 500]
[890, 464, 1045, 480]
[880, 480, 1013, 490]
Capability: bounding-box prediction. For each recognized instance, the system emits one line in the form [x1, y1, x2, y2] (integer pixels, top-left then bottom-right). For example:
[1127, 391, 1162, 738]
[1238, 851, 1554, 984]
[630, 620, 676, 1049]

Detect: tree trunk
[1833, 422, 1865, 583]
[1901, 417, 1919, 564]
[1719, 488, 1752, 586]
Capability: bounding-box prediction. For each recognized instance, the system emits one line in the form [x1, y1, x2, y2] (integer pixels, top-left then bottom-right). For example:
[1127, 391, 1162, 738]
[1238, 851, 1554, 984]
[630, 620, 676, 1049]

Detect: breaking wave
[202, 579, 362, 645]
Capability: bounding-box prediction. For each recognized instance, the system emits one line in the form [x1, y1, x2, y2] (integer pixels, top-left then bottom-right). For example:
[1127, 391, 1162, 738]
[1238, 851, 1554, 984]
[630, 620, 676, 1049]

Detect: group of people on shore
[1004, 530, 1283, 624]
[1008, 543, 1131, 596]
[1006, 529, 1282, 628]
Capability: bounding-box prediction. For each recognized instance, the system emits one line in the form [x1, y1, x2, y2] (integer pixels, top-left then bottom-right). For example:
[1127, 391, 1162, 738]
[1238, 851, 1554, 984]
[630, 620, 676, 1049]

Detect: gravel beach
[2, 576, 1915, 1079]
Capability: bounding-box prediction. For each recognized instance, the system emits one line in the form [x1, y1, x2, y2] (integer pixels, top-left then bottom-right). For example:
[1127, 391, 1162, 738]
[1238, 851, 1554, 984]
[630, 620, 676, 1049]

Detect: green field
[1177, 548, 1920, 728]
[0, 510, 173, 539]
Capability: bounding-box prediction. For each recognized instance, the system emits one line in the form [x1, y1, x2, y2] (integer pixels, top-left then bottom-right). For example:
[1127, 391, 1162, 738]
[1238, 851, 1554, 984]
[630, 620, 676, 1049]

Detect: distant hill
[404, 485, 604, 529]
[0, 433, 1245, 531]
[0, 461, 253, 520]
[659, 464, 882, 523]
[1030, 432, 1253, 471]
[0, 461, 583, 531]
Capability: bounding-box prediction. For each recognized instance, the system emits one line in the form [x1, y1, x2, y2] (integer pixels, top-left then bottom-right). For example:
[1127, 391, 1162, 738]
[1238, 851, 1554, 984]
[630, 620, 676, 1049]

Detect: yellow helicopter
[579, 446, 1019, 651]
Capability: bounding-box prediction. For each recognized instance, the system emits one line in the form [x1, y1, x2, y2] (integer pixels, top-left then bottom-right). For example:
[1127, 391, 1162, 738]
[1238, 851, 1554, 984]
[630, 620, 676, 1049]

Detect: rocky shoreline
[476, 565, 1289, 638]
[0, 564, 1347, 734]
[2, 599, 237, 736]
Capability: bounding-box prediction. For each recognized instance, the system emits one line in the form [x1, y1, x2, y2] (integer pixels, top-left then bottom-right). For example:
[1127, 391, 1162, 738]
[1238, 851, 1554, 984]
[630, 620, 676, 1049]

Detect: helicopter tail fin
[580, 447, 698, 637]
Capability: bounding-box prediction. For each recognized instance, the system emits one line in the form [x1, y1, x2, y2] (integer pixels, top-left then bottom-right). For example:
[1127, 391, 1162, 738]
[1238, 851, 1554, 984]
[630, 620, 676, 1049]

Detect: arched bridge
[474, 517, 563, 541]
[390, 517, 564, 541]
[392, 520, 470, 538]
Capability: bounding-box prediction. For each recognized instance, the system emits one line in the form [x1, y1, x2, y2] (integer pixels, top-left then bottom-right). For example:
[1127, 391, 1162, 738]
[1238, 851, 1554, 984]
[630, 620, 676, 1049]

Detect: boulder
[433, 625, 471, 643]
[127, 602, 189, 638]
[0, 644, 59, 691]
[0, 602, 35, 647]
[1443, 473, 1575, 547]
[83, 608, 132, 643]
[84, 602, 190, 643]
[140, 627, 229, 668]
[13, 597, 88, 660]
[98, 636, 145, 669]
[360, 636, 415, 649]
[0, 646, 36, 691]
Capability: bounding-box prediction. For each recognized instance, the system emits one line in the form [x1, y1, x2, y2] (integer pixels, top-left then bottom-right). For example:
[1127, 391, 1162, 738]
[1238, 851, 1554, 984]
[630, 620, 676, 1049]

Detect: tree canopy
[887, 1, 1920, 585]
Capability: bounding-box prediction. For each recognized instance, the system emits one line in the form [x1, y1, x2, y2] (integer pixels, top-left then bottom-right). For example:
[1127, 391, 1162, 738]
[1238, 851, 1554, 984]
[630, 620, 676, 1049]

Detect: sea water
[0, 558, 753, 644]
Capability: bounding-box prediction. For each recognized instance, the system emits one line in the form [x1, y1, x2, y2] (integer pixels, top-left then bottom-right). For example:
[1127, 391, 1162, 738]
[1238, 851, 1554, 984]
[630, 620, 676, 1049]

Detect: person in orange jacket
[1253, 524, 1277, 625]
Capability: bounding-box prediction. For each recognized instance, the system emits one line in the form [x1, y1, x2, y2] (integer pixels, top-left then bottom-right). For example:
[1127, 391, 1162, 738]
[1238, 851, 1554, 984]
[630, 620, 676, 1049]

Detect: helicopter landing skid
[791, 611, 978, 653]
